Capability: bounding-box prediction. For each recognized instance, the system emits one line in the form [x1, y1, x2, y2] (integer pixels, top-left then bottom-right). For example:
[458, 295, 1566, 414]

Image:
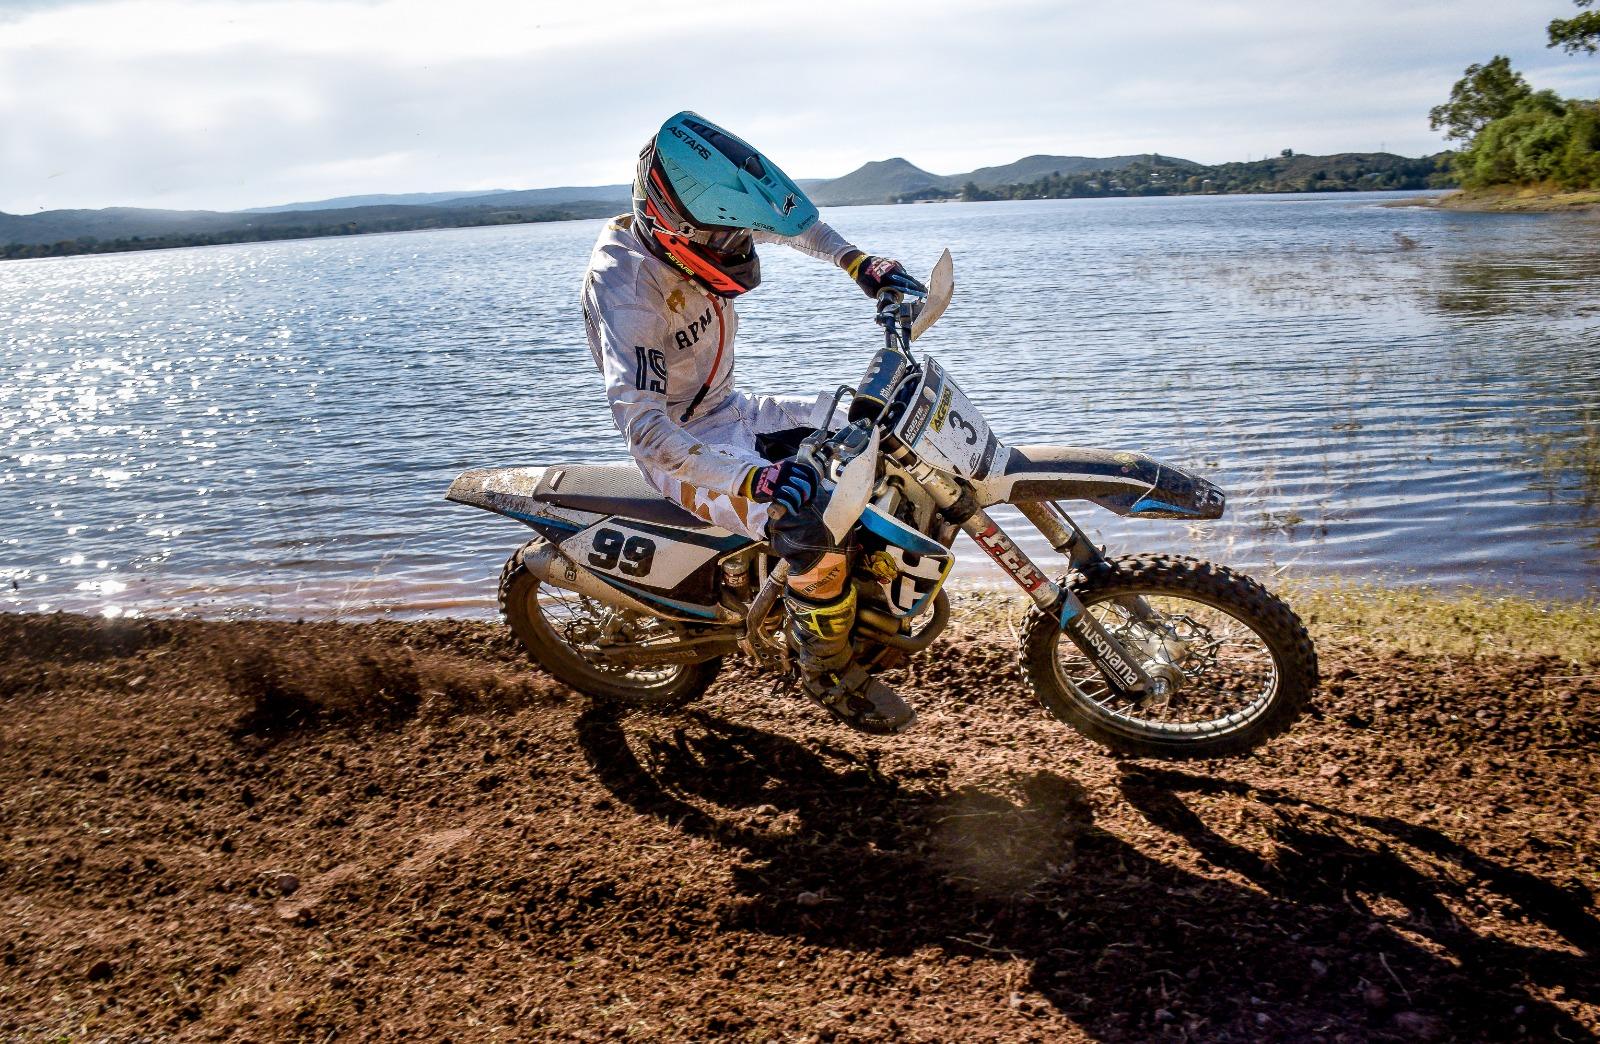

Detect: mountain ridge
[2, 149, 1442, 256]
[1, 150, 1206, 240]
[803, 153, 1205, 205]
[243, 190, 519, 212]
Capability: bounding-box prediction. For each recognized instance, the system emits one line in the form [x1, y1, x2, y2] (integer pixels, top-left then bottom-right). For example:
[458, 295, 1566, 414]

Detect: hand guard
[846, 253, 928, 298]
[746, 458, 819, 514]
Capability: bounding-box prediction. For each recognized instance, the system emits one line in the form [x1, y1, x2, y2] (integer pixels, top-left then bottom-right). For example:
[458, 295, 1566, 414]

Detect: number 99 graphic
[587, 528, 656, 577]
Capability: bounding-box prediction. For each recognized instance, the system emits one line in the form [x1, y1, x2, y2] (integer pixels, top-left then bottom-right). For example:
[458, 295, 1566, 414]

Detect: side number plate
[563, 521, 720, 590]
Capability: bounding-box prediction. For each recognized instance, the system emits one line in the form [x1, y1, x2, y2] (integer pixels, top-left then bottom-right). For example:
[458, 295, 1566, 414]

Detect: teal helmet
[634, 111, 819, 297]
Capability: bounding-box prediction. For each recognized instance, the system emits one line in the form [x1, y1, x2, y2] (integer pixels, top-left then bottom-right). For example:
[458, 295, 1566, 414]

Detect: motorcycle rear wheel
[1021, 554, 1317, 759]
[499, 549, 721, 707]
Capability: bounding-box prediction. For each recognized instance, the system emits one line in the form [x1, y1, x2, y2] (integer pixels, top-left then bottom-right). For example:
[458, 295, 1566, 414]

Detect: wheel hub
[1139, 661, 1187, 709]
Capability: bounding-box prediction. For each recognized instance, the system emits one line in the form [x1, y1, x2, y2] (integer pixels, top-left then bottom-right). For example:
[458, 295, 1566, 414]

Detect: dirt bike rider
[582, 111, 926, 734]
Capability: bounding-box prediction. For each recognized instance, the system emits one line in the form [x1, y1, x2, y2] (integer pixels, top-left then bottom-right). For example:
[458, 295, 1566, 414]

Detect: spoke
[1056, 591, 1280, 737]
[533, 584, 683, 684]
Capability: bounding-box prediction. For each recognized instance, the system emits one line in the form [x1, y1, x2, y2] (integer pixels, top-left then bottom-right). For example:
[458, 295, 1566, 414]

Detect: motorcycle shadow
[574, 705, 1595, 1040]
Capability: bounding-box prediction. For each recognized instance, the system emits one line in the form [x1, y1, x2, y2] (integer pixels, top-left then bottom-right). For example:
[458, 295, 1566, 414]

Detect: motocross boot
[783, 585, 916, 735]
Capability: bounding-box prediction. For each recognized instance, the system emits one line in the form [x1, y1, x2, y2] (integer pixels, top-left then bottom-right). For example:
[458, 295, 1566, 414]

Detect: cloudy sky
[2, 0, 1596, 214]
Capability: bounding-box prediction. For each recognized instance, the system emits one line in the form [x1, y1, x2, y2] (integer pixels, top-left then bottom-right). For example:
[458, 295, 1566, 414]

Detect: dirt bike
[447, 251, 1318, 758]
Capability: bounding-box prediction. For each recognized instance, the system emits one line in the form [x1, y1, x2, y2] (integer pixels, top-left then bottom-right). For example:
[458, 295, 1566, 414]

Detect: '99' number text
[588, 528, 656, 577]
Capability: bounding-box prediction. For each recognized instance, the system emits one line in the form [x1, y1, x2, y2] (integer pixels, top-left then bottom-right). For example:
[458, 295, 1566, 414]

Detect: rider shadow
[574, 706, 1596, 1041]
[1116, 767, 1600, 1005]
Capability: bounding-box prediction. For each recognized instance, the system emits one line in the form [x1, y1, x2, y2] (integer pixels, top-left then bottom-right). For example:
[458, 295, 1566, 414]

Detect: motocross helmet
[633, 111, 820, 298]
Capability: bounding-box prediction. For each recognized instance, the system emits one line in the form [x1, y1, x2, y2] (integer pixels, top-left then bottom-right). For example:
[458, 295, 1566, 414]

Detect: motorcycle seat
[537, 464, 715, 530]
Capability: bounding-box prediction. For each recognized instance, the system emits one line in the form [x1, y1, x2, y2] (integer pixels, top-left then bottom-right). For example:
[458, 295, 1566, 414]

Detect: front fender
[975, 445, 1225, 519]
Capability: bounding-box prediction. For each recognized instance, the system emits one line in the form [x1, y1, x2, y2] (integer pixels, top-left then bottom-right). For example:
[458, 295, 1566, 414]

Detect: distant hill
[947, 151, 1454, 204]
[805, 153, 1202, 205]
[0, 199, 621, 260]
[961, 153, 1202, 186]
[1, 149, 1448, 260]
[1202, 152, 1445, 189]
[807, 158, 948, 205]
[244, 190, 517, 213]
[0, 204, 441, 246]
[439, 185, 632, 209]
[244, 184, 632, 214]
[2, 206, 206, 246]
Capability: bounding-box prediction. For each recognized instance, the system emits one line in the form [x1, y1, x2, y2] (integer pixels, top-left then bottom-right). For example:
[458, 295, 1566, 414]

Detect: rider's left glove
[744, 458, 819, 514]
[843, 252, 928, 299]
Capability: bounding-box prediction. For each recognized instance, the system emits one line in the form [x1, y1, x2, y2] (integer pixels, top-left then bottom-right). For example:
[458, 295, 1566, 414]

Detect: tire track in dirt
[1, 611, 1595, 1041]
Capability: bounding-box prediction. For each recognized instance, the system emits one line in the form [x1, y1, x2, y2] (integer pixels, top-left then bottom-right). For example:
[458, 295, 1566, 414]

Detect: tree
[1280, 148, 1294, 157]
[1548, 0, 1600, 55]
[1429, 56, 1533, 142]
[1453, 92, 1600, 189]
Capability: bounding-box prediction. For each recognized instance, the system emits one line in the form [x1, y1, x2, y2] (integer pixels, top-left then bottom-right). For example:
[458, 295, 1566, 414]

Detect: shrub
[1457, 92, 1600, 190]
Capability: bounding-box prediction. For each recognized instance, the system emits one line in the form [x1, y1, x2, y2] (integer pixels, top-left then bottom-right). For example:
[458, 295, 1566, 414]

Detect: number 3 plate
[895, 358, 1002, 481]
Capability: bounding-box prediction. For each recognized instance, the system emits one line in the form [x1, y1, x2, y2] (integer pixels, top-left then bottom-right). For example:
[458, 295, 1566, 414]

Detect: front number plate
[895, 357, 1001, 480]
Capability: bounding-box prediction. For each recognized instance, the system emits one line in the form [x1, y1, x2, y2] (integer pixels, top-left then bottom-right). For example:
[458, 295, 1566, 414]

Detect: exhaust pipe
[856, 589, 950, 653]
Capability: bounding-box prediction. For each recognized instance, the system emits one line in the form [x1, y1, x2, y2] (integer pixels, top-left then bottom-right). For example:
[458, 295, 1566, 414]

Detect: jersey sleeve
[583, 282, 765, 497]
[753, 220, 856, 265]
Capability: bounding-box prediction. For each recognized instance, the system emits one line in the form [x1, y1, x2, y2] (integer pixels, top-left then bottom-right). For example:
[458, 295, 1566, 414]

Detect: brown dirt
[1, 608, 1596, 1042]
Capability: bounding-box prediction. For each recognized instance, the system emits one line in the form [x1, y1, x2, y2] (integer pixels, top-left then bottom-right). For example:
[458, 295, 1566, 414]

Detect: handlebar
[767, 414, 874, 524]
[875, 289, 921, 358]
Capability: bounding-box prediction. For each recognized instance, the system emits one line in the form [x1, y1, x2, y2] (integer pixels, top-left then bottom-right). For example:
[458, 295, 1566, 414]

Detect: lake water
[3, 192, 1598, 620]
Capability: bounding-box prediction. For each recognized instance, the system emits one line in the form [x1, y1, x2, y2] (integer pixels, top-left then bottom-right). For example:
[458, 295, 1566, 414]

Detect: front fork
[961, 506, 1156, 695]
[894, 456, 1170, 698]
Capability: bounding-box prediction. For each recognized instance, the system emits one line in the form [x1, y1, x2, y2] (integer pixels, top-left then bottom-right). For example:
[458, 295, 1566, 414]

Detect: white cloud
[1, 0, 1596, 212]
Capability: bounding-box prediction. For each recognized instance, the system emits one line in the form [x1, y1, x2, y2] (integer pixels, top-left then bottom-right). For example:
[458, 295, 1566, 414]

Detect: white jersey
[582, 215, 855, 537]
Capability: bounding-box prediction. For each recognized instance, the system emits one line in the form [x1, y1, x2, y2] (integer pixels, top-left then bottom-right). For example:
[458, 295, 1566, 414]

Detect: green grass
[1279, 580, 1600, 664]
[945, 578, 1600, 665]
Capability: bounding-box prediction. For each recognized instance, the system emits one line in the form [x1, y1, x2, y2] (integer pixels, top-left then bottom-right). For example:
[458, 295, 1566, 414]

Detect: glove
[844, 252, 928, 298]
[745, 458, 820, 514]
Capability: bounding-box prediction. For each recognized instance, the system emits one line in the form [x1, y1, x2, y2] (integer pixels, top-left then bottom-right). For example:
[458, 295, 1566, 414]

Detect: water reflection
[1522, 411, 1600, 525]
[1435, 253, 1600, 318]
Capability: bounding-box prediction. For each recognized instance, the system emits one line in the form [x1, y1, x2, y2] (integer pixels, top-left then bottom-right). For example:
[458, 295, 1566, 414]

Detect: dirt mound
[1, 610, 1595, 1041]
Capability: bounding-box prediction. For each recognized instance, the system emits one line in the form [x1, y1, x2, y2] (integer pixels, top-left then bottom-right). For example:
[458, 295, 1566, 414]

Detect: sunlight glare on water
[2, 191, 1597, 619]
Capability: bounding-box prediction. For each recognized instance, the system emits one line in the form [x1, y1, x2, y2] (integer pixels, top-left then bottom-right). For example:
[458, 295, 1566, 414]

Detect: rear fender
[976, 446, 1225, 519]
[445, 467, 601, 537]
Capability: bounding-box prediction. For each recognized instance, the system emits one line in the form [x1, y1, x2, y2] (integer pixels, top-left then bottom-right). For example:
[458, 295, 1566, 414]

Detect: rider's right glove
[842, 252, 928, 299]
[744, 458, 819, 514]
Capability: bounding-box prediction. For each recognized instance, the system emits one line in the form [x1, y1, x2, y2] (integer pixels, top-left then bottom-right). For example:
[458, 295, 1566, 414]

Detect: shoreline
[2, 591, 1596, 1038]
[10, 574, 1598, 630]
[1387, 184, 1600, 214]
[3, 188, 1447, 263]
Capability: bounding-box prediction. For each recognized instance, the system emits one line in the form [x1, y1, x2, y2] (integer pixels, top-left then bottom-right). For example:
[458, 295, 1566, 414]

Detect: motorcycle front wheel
[1021, 554, 1318, 759]
[499, 549, 721, 707]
